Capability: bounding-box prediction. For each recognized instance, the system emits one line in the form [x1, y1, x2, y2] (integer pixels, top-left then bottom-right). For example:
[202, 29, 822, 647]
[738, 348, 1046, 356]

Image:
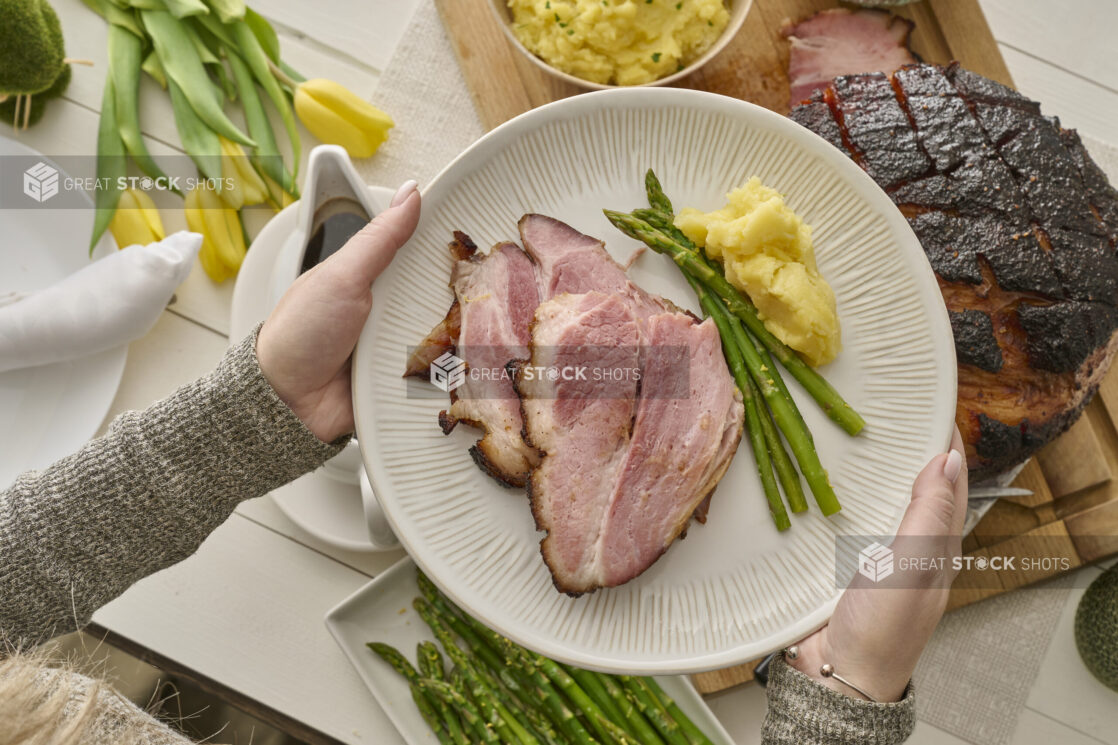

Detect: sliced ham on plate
[516, 292, 644, 594]
[406, 216, 744, 592]
[518, 293, 743, 595]
[423, 232, 542, 487]
[519, 213, 675, 317]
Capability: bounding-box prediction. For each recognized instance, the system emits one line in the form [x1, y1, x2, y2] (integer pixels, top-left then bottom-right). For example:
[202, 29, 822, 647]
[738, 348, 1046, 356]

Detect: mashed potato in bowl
[508, 0, 730, 86]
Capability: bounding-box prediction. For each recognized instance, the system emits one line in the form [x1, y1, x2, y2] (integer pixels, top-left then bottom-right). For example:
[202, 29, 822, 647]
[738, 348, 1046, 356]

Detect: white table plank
[93, 512, 400, 745]
[236, 493, 408, 577]
[1011, 708, 1110, 745]
[999, 45, 1118, 150]
[261, 0, 423, 72]
[979, 0, 1118, 94]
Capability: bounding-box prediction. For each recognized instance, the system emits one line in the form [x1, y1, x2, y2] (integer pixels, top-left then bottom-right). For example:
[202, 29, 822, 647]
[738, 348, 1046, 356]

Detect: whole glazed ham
[405, 216, 744, 594]
[790, 63, 1118, 479]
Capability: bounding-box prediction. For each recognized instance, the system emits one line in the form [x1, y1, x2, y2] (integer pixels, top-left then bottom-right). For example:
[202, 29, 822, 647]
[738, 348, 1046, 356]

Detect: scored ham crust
[790, 63, 1118, 479]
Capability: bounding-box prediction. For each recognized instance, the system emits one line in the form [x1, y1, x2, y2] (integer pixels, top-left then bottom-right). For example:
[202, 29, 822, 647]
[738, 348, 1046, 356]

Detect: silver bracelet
[784, 645, 879, 703]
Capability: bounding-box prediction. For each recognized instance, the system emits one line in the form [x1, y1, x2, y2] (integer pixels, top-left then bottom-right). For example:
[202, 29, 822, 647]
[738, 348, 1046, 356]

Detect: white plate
[325, 556, 736, 745]
[230, 185, 395, 552]
[352, 88, 957, 673]
[0, 136, 124, 489]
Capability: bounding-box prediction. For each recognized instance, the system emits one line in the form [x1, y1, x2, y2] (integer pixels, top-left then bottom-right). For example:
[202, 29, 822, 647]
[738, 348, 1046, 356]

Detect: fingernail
[390, 179, 418, 207]
[943, 450, 963, 483]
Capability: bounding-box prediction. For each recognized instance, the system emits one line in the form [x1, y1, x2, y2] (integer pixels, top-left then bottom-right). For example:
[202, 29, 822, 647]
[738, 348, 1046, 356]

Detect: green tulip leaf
[142, 9, 254, 146]
[91, 78, 127, 254]
[243, 7, 279, 64]
[228, 51, 295, 197]
[162, 0, 209, 18]
[141, 50, 167, 88]
[108, 24, 180, 192]
[81, 0, 145, 38]
[229, 19, 299, 176]
[205, 0, 244, 24]
[167, 76, 223, 186]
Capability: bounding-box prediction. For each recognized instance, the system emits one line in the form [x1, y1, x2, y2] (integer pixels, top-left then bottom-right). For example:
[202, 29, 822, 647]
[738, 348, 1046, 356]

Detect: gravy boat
[270, 145, 399, 551]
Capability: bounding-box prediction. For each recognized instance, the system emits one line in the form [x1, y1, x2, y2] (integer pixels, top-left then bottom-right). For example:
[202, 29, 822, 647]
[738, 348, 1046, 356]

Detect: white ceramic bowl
[488, 0, 753, 90]
[351, 87, 956, 673]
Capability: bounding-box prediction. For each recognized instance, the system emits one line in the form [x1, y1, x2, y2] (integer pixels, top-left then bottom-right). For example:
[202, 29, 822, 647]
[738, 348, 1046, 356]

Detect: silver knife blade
[969, 486, 1033, 499]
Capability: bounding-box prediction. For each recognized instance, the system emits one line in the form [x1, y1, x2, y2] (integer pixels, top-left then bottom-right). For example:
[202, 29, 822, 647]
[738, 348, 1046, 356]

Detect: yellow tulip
[218, 136, 269, 210]
[294, 79, 394, 158]
[185, 185, 247, 283]
[109, 188, 165, 249]
[263, 172, 296, 210]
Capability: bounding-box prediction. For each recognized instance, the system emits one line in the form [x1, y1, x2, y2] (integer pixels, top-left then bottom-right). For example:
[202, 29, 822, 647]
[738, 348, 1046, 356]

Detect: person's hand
[785, 427, 968, 702]
[256, 180, 421, 443]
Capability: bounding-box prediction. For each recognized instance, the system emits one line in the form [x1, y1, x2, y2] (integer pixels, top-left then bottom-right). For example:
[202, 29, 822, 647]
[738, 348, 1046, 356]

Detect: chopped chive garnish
[651, 52, 662, 62]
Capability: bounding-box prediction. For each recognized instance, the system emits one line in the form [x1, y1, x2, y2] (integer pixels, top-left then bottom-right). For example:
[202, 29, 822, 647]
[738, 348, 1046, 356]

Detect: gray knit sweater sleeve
[0, 328, 917, 745]
[761, 657, 916, 744]
[0, 328, 345, 648]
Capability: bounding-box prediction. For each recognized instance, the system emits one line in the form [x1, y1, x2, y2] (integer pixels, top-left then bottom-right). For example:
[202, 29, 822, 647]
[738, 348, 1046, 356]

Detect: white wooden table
[17, 1, 1118, 743]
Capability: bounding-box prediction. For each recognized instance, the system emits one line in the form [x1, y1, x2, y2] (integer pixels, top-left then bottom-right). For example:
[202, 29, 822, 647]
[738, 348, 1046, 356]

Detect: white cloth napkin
[0, 231, 201, 373]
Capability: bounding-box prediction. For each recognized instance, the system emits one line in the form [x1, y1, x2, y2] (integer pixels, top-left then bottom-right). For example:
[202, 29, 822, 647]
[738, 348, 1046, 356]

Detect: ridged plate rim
[353, 88, 956, 673]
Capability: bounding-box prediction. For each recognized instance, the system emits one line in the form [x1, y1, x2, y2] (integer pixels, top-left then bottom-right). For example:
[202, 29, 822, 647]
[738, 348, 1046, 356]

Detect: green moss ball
[0, 0, 66, 96]
[0, 61, 69, 127]
[1075, 564, 1118, 691]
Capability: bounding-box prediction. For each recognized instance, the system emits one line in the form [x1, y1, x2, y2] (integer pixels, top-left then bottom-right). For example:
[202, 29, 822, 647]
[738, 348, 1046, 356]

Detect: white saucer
[0, 136, 123, 489]
[230, 185, 396, 552]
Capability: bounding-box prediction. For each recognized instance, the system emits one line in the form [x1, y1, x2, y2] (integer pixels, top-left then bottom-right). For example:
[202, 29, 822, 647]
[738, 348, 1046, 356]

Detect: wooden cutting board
[434, 0, 1118, 694]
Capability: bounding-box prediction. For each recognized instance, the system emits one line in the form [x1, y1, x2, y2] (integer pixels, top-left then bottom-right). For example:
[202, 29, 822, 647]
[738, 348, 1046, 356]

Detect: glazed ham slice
[783, 8, 916, 108]
[436, 233, 541, 487]
[518, 293, 643, 592]
[407, 217, 744, 592]
[519, 293, 744, 595]
[411, 217, 680, 489]
[519, 213, 674, 316]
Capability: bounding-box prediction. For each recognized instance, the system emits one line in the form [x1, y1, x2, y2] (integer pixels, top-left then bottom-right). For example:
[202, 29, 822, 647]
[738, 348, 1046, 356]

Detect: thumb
[327, 182, 421, 286]
[896, 426, 968, 539]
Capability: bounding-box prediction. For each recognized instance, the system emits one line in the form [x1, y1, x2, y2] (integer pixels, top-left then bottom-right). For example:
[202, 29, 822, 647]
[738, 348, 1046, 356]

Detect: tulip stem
[267, 58, 298, 90]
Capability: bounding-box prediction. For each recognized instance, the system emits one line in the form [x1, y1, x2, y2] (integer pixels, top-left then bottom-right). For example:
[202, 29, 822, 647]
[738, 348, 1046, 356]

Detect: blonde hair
[0, 648, 146, 745]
